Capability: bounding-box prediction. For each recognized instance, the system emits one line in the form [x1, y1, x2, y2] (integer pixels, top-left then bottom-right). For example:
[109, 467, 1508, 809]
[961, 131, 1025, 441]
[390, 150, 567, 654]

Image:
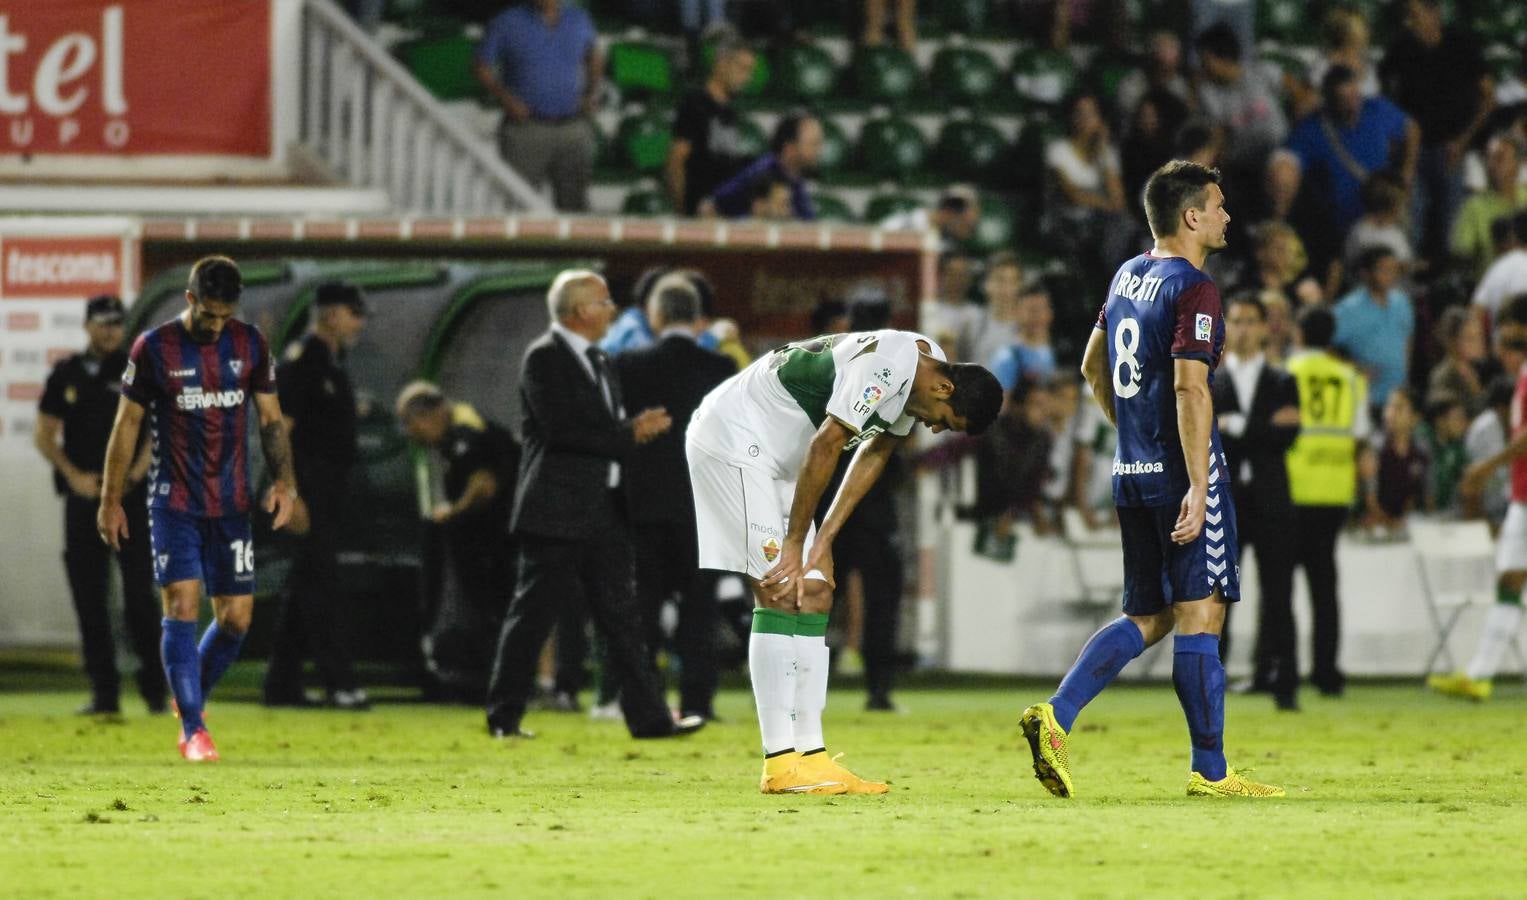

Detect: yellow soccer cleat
[759, 752, 848, 795]
[1427, 672, 1492, 701]
[1186, 768, 1285, 798]
[1020, 703, 1074, 798]
[795, 751, 890, 794]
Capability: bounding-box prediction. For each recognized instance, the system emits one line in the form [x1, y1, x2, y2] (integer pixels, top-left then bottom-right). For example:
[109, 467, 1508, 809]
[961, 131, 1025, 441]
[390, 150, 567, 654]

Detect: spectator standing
[1114, 31, 1192, 129]
[1194, 24, 1288, 189]
[989, 287, 1057, 391]
[666, 34, 757, 215]
[1306, 7, 1380, 101]
[878, 186, 981, 252]
[1425, 393, 1471, 514]
[920, 251, 981, 361]
[263, 283, 370, 710]
[1285, 306, 1372, 698]
[1379, 0, 1495, 260]
[969, 251, 1025, 368]
[1333, 246, 1415, 415]
[484, 270, 702, 740]
[34, 295, 165, 716]
[1452, 136, 1527, 279]
[1286, 66, 1418, 243]
[1041, 376, 1104, 530]
[1212, 294, 1301, 709]
[707, 114, 822, 220]
[1463, 374, 1517, 528]
[1428, 306, 1489, 417]
[1367, 388, 1429, 529]
[611, 282, 737, 721]
[974, 378, 1053, 538]
[474, 0, 600, 212]
[1472, 213, 1527, 323]
[1343, 173, 1416, 271]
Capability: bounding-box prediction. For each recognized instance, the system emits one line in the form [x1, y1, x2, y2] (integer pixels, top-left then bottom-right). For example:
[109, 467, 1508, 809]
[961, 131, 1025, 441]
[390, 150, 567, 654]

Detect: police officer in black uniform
[263, 282, 370, 709]
[34, 295, 167, 715]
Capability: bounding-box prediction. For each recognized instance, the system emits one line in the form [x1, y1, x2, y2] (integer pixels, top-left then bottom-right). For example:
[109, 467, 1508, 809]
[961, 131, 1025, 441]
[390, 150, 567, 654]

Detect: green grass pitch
[3, 667, 1525, 898]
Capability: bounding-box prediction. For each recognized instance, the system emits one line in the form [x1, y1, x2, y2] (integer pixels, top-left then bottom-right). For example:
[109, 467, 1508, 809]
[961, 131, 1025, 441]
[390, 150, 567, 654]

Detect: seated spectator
[879, 186, 981, 251]
[1286, 65, 1419, 243]
[1427, 306, 1489, 417]
[1121, 88, 1191, 219]
[1174, 118, 1223, 169]
[747, 174, 795, 220]
[1464, 374, 1517, 527]
[1366, 387, 1428, 529]
[970, 251, 1025, 368]
[1344, 173, 1416, 272]
[974, 377, 1053, 537]
[706, 113, 822, 220]
[1228, 221, 1320, 310]
[1472, 213, 1527, 323]
[1115, 31, 1192, 130]
[1424, 392, 1470, 514]
[1042, 91, 1132, 271]
[1230, 150, 1343, 296]
[1335, 246, 1414, 415]
[1194, 23, 1288, 185]
[921, 251, 981, 361]
[1451, 136, 1527, 279]
[989, 287, 1057, 391]
[665, 31, 757, 215]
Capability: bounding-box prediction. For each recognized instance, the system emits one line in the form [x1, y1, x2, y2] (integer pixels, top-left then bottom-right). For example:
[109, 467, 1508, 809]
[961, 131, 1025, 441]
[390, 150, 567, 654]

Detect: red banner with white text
[0, 1, 271, 157]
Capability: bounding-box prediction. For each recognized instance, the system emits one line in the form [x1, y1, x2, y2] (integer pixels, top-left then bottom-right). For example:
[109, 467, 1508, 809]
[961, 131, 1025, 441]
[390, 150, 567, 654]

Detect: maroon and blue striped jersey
[1094, 252, 1229, 508]
[122, 317, 276, 517]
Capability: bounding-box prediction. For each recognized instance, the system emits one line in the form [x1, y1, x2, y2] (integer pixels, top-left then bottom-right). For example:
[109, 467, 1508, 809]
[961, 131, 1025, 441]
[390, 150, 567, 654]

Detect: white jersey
[688, 330, 946, 479]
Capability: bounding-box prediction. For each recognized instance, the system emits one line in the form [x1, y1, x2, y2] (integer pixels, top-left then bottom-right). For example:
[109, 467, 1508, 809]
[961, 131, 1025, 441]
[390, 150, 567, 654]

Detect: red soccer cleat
[178, 728, 220, 762]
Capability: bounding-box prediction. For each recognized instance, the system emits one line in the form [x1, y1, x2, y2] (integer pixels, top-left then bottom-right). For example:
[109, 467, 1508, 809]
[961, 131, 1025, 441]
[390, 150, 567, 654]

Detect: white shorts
[1498, 502, 1527, 572]
[687, 440, 822, 582]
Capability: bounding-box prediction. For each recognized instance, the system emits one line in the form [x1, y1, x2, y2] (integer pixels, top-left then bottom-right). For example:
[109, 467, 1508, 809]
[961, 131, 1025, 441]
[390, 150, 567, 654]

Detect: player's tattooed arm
[1080, 327, 1117, 427]
[254, 392, 299, 531]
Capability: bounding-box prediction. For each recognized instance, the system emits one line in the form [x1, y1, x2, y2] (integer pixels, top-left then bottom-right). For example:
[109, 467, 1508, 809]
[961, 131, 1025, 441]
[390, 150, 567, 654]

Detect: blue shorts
[1118, 481, 1240, 616]
[148, 509, 255, 596]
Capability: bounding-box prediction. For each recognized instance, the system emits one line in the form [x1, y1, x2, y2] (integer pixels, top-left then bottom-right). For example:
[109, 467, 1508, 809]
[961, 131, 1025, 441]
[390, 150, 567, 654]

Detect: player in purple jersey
[1020, 161, 1284, 798]
[97, 255, 298, 762]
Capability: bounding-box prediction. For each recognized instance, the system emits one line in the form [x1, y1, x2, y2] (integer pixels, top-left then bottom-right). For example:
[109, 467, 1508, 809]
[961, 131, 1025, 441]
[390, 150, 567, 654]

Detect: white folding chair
[1409, 518, 1527, 680]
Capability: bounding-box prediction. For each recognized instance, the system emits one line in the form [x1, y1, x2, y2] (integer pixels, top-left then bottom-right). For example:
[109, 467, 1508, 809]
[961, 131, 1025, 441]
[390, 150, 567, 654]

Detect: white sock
[792, 631, 829, 753]
[1466, 603, 1524, 682]
[748, 609, 797, 755]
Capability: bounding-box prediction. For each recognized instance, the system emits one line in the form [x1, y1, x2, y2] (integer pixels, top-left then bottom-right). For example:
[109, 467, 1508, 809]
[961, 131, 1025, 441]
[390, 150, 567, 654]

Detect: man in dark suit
[1213, 293, 1302, 709]
[485, 269, 704, 740]
[611, 280, 737, 721]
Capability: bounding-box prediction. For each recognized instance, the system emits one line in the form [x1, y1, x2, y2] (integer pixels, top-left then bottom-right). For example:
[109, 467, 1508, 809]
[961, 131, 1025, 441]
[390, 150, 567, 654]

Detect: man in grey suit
[484, 270, 704, 740]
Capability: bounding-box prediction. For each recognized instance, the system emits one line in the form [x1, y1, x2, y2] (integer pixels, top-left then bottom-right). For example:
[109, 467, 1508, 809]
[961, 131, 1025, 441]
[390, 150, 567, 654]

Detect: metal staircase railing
[299, 0, 550, 215]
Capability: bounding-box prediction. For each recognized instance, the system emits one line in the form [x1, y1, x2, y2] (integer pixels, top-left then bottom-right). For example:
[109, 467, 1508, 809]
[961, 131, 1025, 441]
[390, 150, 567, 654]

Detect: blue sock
[161, 618, 204, 740]
[1049, 617, 1146, 732]
[198, 621, 246, 700]
[1173, 632, 1227, 781]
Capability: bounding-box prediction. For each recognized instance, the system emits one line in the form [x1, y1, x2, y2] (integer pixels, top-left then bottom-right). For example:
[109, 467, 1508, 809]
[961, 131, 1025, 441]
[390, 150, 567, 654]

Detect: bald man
[484, 270, 705, 740]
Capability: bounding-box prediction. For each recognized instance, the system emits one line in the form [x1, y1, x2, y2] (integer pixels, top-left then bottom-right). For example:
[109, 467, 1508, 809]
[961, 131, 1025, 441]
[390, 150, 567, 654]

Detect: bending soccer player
[1435, 294, 1527, 701]
[1021, 160, 1284, 799]
[687, 329, 1000, 794]
[97, 256, 298, 762]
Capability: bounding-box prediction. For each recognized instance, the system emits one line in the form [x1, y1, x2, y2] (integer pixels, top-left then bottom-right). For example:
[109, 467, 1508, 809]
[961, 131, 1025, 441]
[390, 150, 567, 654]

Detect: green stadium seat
[863, 193, 922, 225]
[622, 188, 673, 216]
[733, 116, 769, 161]
[935, 0, 991, 34]
[857, 117, 927, 179]
[1087, 53, 1137, 107]
[812, 192, 855, 223]
[1256, 0, 1317, 46]
[933, 119, 1009, 185]
[969, 191, 1016, 254]
[852, 46, 922, 105]
[607, 41, 675, 96]
[615, 112, 672, 173]
[772, 43, 838, 103]
[816, 116, 850, 174]
[1011, 48, 1077, 107]
[930, 46, 1002, 106]
[1479, 0, 1526, 43]
[396, 33, 481, 102]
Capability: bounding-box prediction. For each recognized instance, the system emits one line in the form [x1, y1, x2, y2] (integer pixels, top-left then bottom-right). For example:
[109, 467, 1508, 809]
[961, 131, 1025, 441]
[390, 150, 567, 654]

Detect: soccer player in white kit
[686, 329, 1001, 794]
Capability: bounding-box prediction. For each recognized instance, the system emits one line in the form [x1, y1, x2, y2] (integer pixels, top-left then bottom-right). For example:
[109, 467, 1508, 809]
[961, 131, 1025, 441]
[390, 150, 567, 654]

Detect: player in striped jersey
[97, 255, 298, 762]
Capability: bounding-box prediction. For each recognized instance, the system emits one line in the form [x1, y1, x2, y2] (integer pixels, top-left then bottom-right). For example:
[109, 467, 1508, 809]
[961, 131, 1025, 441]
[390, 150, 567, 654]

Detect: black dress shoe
[635, 714, 707, 738]
[489, 725, 536, 739]
[1273, 693, 1300, 711]
[866, 693, 901, 712]
[144, 697, 170, 715]
[263, 692, 319, 708]
[76, 700, 121, 716]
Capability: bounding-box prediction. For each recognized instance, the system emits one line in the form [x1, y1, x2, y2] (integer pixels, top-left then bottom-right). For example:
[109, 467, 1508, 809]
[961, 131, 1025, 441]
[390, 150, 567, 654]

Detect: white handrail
[299, 0, 549, 214]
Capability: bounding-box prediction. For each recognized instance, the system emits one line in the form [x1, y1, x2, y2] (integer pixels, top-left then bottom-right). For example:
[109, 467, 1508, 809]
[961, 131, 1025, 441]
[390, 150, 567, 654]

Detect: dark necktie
[586, 347, 615, 415]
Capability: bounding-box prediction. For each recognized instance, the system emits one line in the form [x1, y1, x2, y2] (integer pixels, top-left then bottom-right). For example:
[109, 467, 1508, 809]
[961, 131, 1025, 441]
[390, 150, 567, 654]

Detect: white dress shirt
[1220, 351, 1265, 483]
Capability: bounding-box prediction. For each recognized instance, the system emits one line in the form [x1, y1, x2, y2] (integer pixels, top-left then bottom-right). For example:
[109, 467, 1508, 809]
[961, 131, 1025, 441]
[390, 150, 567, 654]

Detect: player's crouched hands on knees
[632, 407, 672, 444]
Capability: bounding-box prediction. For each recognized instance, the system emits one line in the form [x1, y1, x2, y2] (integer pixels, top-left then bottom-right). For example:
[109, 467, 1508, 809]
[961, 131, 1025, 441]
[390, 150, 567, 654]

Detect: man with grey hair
[607, 281, 738, 722]
[485, 270, 704, 740]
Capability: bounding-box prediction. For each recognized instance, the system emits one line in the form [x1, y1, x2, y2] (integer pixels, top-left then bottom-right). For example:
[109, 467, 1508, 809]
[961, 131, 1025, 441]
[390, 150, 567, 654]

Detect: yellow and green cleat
[1020, 703, 1074, 798]
[1426, 672, 1492, 701]
[1186, 768, 1285, 798]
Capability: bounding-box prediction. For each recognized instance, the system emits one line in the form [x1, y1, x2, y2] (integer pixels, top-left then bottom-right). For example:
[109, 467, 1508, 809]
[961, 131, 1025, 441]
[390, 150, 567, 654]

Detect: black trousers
[1222, 499, 1298, 696]
[264, 472, 359, 699]
[1294, 505, 1348, 692]
[486, 502, 673, 737]
[63, 488, 165, 708]
[837, 517, 904, 701]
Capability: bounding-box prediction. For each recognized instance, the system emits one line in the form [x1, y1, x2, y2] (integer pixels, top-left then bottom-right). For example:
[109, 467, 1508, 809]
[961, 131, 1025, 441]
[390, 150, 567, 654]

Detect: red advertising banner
[0, 236, 124, 299]
[0, 1, 271, 157]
